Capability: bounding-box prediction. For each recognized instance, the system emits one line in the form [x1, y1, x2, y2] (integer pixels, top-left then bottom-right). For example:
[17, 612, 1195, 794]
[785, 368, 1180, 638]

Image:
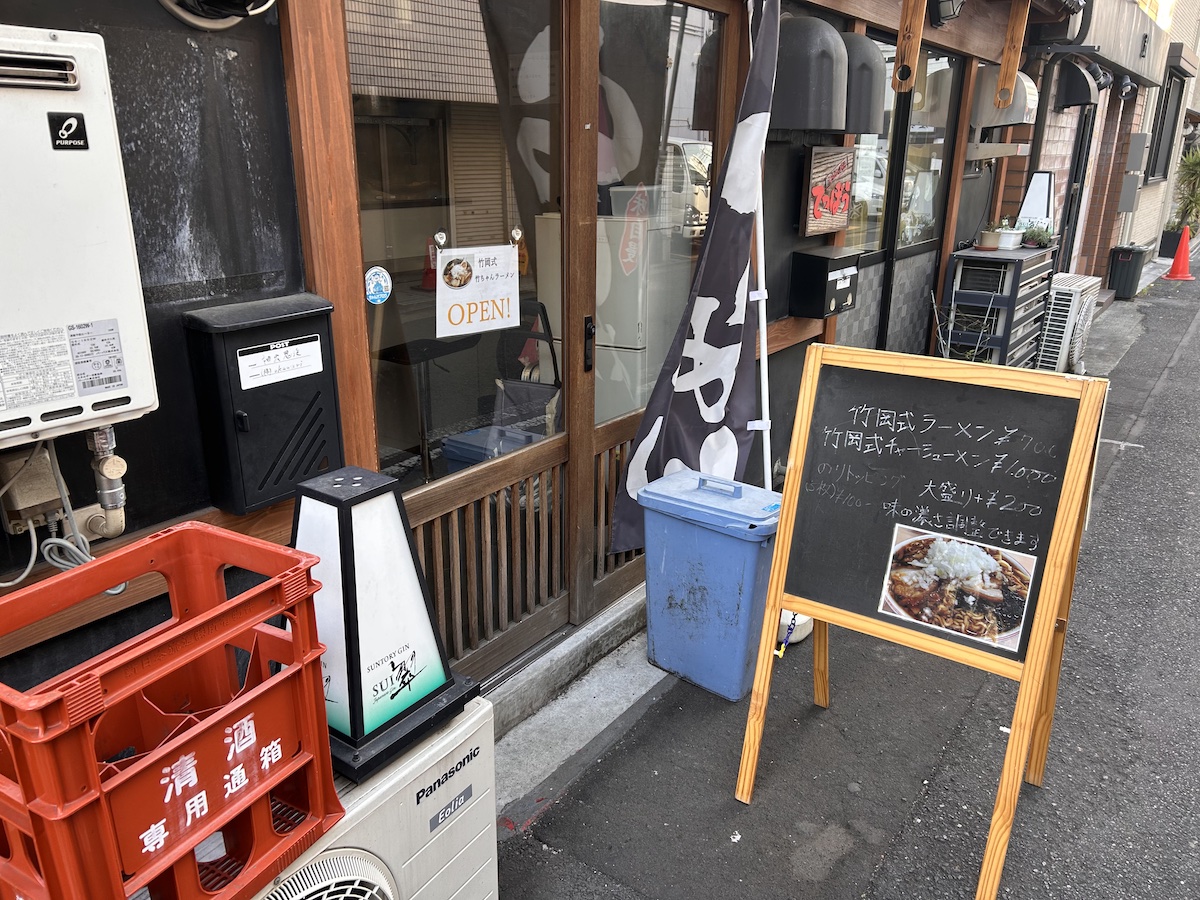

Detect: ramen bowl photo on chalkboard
[879, 526, 1037, 652]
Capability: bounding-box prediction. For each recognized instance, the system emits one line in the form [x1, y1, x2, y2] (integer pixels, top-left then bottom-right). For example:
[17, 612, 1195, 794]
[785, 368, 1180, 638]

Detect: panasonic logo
[415, 746, 480, 805]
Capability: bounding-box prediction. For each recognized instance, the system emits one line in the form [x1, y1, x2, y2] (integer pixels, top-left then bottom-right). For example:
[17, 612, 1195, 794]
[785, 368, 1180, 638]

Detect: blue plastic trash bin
[637, 469, 782, 701]
[441, 426, 543, 473]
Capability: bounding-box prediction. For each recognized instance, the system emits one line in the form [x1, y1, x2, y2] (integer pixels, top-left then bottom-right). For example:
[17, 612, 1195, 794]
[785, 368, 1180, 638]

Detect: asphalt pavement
[495, 262, 1200, 899]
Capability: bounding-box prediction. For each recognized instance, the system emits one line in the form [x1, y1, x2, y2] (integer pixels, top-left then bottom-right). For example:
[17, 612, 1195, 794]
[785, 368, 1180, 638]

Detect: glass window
[844, 42, 959, 253]
[1147, 73, 1185, 182]
[898, 51, 960, 248]
[347, 1, 563, 487]
[595, 1, 722, 424]
[355, 111, 448, 211]
[844, 38, 896, 253]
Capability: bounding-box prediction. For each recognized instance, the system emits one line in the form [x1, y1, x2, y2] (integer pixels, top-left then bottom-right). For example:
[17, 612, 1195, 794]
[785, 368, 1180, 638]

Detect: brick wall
[1036, 61, 1082, 248]
[1081, 92, 1144, 283]
[1022, 59, 1103, 274]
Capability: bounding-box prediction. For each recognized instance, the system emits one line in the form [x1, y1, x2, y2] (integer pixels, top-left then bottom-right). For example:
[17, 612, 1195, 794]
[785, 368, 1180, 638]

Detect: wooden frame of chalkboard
[736, 345, 1107, 900]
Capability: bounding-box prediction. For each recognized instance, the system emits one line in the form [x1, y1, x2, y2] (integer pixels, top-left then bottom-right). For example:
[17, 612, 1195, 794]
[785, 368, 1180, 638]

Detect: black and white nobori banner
[610, 0, 780, 552]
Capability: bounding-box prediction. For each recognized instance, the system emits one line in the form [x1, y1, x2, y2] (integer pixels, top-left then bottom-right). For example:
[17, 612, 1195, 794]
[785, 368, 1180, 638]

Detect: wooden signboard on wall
[736, 345, 1107, 900]
[802, 146, 855, 236]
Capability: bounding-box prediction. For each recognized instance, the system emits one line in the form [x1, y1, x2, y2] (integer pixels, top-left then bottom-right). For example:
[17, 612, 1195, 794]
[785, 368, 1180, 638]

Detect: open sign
[436, 244, 519, 337]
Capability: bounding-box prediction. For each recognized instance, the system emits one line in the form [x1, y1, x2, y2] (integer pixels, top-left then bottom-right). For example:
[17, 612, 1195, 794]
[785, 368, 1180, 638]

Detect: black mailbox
[789, 247, 861, 318]
[183, 293, 345, 514]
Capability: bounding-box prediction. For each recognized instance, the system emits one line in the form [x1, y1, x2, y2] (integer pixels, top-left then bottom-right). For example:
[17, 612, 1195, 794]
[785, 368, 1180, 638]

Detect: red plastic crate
[0, 522, 343, 899]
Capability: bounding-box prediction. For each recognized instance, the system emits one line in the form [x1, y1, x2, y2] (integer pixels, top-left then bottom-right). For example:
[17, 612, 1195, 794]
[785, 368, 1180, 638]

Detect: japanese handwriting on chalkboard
[847, 408, 1060, 457]
[880, 498, 1042, 551]
[918, 482, 1044, 517]
[804, 480, 868, 508]
[815, 462, 904, 490]
[821, 421, 1060, 485]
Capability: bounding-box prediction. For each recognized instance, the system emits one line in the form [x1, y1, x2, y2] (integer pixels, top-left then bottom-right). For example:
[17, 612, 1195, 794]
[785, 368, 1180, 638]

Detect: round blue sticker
[365, 266, 392, 305]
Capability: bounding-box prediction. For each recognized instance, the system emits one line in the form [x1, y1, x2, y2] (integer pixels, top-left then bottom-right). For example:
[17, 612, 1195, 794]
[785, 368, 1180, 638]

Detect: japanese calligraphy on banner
[802, 146, 855, 237]
[435, 244, 519, 338]
[609, 0, 780, 552]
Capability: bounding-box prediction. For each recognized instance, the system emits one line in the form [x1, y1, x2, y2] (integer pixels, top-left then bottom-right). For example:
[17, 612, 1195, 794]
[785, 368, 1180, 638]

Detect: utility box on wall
[0, 25, 159, 449]
[789, 247, 861, 318]
[183, 294, 344, 514]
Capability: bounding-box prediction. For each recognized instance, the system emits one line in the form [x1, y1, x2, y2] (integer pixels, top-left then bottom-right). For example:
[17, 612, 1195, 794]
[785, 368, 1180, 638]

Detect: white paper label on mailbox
[237, 334, 323, 390]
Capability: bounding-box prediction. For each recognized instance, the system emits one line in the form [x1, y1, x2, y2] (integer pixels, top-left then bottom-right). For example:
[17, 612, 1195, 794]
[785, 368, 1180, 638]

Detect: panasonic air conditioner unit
[1036, 274, 1101, 374]
[251, 698, 498, 900]
[0, 25, 158, 450]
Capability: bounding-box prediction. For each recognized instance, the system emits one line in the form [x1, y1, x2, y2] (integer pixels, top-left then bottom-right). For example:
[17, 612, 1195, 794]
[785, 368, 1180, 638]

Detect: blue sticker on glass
[365, 266, 392, 305]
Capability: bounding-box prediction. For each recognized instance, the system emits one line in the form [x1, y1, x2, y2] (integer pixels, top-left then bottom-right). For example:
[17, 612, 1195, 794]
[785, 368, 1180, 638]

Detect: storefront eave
[1031, 0, 1169, 88]
[813, 0, 1015, 63]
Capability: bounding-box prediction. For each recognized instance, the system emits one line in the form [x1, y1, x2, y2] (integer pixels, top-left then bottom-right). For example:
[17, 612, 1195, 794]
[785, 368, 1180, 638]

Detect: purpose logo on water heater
[47, 112, 89, 150]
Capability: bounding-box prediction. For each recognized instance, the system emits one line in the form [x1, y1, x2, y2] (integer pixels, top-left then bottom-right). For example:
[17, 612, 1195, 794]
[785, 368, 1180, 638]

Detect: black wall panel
[1, 1, 303, 572]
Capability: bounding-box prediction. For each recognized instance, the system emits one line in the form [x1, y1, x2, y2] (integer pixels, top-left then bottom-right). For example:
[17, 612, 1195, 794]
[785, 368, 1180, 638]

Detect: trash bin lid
[442, 426, 542, 462]
[637, 469, 782, 540]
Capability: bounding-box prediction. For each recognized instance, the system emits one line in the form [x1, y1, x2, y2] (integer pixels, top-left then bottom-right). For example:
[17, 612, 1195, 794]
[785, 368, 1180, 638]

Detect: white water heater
[0, 25, 157, 450]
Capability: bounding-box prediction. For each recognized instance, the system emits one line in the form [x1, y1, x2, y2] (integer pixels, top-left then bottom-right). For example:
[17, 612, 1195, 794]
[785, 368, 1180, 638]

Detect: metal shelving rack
[938, 246, 1055, 368]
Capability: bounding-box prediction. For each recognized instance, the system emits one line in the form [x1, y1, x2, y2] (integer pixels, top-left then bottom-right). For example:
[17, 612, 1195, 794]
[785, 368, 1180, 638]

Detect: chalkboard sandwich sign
[736, 345, 1108, 900]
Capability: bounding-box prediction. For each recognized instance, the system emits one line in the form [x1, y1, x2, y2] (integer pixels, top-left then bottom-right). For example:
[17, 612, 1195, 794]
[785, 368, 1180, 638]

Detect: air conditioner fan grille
[260, 848, 397, 900]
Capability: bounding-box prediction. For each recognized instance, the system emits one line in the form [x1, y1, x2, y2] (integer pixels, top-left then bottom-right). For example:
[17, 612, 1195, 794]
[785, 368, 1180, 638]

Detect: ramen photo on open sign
[879, 525, 1037, 652]
[436, 244, 519, 338]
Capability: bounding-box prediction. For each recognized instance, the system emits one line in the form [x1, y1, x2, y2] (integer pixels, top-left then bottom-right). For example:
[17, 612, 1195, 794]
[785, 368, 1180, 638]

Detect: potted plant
[1021, 225, 1054, 248]
[976, 221, 1003, 250]
[1161, 219, 1187, 259]
[1161, 148, 1200, 257]
[977, 217, 1024, 250]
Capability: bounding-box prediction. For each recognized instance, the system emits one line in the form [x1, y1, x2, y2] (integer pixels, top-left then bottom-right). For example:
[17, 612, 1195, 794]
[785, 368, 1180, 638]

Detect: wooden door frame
[565, 0, 747, 624]
[274, 0, 748, 627]
[278, 1, 377, 470]
[562, 0, 601, 624]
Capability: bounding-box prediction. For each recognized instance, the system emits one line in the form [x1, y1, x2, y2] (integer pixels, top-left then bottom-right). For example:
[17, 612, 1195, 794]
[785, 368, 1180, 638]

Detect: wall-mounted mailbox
[789, 247, 861, 318]
[183, 293, 345, 515]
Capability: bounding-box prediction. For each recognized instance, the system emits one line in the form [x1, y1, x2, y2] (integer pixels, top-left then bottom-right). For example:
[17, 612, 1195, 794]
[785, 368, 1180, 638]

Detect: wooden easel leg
[1026, 510, 1086, 787]
[735, 595, 788, 804]
[812, 619, 829, 708]
[1024, 616, 1067, 787]
[974, 671, 1044, 900]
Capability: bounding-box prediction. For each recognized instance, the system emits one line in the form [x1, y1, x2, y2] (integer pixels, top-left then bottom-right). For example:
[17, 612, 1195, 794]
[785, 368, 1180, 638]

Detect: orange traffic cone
[1164, 225, 1195, 280]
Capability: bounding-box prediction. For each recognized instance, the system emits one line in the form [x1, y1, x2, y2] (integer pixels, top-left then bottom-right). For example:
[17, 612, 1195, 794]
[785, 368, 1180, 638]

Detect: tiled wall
[345, 0, 496, 102]
[831, 251, 937, 355]
[886, 251, 938, 354]
[1079, 92, 1138, 283]
[834, 262, 883, 349]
